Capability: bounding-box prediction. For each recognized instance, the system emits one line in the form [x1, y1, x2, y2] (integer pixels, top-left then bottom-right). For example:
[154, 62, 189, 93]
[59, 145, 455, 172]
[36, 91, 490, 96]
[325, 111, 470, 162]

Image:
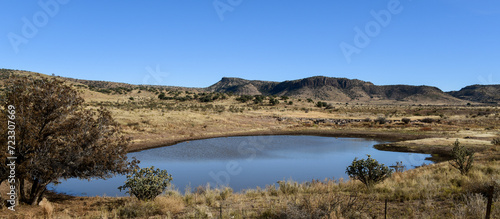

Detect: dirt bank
[127, 128, 436, 152]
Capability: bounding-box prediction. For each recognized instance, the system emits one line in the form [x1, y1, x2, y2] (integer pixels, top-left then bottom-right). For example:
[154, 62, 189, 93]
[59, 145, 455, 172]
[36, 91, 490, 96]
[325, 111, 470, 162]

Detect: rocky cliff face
[448, 85, 500, 104]
[208, 76, 466, 103]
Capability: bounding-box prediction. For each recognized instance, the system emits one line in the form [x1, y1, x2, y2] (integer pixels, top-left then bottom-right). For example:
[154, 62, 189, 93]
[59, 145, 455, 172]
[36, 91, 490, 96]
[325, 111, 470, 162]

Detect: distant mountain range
[208, 76, 499, 104]
[447, 85, 500, 104]
[1, 69, 498, 104]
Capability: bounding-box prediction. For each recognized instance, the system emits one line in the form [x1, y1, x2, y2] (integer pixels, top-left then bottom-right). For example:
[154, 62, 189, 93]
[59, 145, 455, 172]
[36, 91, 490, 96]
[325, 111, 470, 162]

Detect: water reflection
[49, 136, 432, 196]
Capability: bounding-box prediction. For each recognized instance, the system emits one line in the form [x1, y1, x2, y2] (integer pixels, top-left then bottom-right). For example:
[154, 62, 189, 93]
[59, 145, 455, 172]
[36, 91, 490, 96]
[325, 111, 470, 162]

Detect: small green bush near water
[346, 155, 393, 187]
[118, 166, 173, 201]
[450, 139, 474, 175]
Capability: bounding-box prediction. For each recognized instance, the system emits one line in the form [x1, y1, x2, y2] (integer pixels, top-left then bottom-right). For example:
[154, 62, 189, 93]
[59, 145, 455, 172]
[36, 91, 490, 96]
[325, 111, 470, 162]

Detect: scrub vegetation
[0, 70, 499, 218]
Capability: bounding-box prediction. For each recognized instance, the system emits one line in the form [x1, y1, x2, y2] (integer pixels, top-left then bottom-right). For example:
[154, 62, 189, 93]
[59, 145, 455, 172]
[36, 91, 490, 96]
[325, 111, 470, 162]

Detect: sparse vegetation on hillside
[1, 69, 500, 218]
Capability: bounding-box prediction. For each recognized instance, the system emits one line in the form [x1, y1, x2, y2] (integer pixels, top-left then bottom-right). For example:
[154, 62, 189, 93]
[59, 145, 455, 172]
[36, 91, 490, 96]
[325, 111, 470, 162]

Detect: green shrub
[374, 117, 387, 124]
[421, 118, 435, 123]
[346, 155, 393, 187]
[118, 166, 173, 201]
[402, 118, 411, 124]
[236, 95, 253, 103]
[492, 138, 500, 146]
[316, 101, 328, 108]
[269, 97, 279, 106]
[450, 139, 474, 175]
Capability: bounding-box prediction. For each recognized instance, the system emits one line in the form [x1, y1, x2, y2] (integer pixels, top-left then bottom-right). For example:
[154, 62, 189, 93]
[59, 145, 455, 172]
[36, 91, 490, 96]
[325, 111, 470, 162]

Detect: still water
[49, 136, 432, 196]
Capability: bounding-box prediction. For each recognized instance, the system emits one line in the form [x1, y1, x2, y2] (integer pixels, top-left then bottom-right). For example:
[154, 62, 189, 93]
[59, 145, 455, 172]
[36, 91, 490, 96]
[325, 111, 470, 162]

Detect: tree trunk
[30, 180, 49, 205]
[30, 179, 39, 201]
[19, 178, 27, 203]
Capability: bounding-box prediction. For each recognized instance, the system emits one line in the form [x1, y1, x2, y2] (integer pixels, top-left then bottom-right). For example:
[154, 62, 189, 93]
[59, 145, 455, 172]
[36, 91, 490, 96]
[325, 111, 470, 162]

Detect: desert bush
[346, 155, 393, 187]
[236, 95, 253, 103]
[421, 117, 435, 123]
[402, 118, 411, 124]
[316, 101, 328, 108]
[119, 166, 173, 201]
[253, 95, 264, 104]
[450, 140, 474, 175]
[269, 97, 279, 106]
[374, 117, 387, 124]
[492, 138, 500, 146]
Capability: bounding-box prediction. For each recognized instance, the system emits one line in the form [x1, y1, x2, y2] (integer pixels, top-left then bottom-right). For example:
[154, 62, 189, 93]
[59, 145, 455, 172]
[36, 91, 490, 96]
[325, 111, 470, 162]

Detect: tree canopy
[0, 76, 138, 205]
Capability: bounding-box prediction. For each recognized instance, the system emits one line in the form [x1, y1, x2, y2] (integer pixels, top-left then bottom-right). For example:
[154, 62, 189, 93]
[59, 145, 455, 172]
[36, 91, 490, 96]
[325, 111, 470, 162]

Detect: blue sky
[1, 0, 499, 91]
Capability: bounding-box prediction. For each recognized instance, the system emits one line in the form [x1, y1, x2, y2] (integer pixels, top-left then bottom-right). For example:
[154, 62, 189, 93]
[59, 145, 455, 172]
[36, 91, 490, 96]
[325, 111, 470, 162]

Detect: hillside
[208, 76, 466, 104]
[2, 69, 499, 104]
[448, 84, 500, 104]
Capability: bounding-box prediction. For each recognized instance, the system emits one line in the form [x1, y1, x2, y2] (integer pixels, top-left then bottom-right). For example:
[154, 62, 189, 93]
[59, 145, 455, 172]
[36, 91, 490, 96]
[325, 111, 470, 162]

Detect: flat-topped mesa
[448, 85, 500, 104]
[207, 75, 465, 103]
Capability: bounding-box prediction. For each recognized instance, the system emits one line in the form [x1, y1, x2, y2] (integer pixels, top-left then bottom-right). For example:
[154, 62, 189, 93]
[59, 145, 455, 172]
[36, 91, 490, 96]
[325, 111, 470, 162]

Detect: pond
[48, 135, 432, 196]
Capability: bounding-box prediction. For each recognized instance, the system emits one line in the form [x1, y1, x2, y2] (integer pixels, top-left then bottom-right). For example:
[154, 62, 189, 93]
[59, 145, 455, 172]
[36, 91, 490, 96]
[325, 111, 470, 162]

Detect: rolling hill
[208, 76, 469, 104]
[448, 85, 500, 104]
[1, 69, 499, 104]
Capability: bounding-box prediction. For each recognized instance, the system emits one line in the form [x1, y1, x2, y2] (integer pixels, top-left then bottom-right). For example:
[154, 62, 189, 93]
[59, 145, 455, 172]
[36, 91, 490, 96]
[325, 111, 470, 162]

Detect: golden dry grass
[1, 71, 500, 218]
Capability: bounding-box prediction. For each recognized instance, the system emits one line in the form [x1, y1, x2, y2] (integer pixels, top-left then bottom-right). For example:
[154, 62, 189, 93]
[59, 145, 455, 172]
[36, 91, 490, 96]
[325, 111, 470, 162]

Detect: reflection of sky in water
[49, 136, 432, 197]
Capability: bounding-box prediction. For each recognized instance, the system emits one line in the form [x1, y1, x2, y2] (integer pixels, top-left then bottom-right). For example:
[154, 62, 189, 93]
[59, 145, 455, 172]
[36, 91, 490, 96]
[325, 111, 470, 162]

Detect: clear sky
[1, 0, 499, 91]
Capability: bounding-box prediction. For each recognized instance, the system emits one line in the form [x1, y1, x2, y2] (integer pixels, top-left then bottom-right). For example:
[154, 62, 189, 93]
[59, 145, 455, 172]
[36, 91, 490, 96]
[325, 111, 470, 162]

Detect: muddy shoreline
[127, 128, 438, 154]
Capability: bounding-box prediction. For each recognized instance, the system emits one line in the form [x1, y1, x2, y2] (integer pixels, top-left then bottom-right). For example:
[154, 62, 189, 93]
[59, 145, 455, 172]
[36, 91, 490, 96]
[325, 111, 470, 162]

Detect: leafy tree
[118, 166, 172, 201]
[450, 139, 474, 175]
[0, 76, 138, 205]
[346, 155, 393, 187]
